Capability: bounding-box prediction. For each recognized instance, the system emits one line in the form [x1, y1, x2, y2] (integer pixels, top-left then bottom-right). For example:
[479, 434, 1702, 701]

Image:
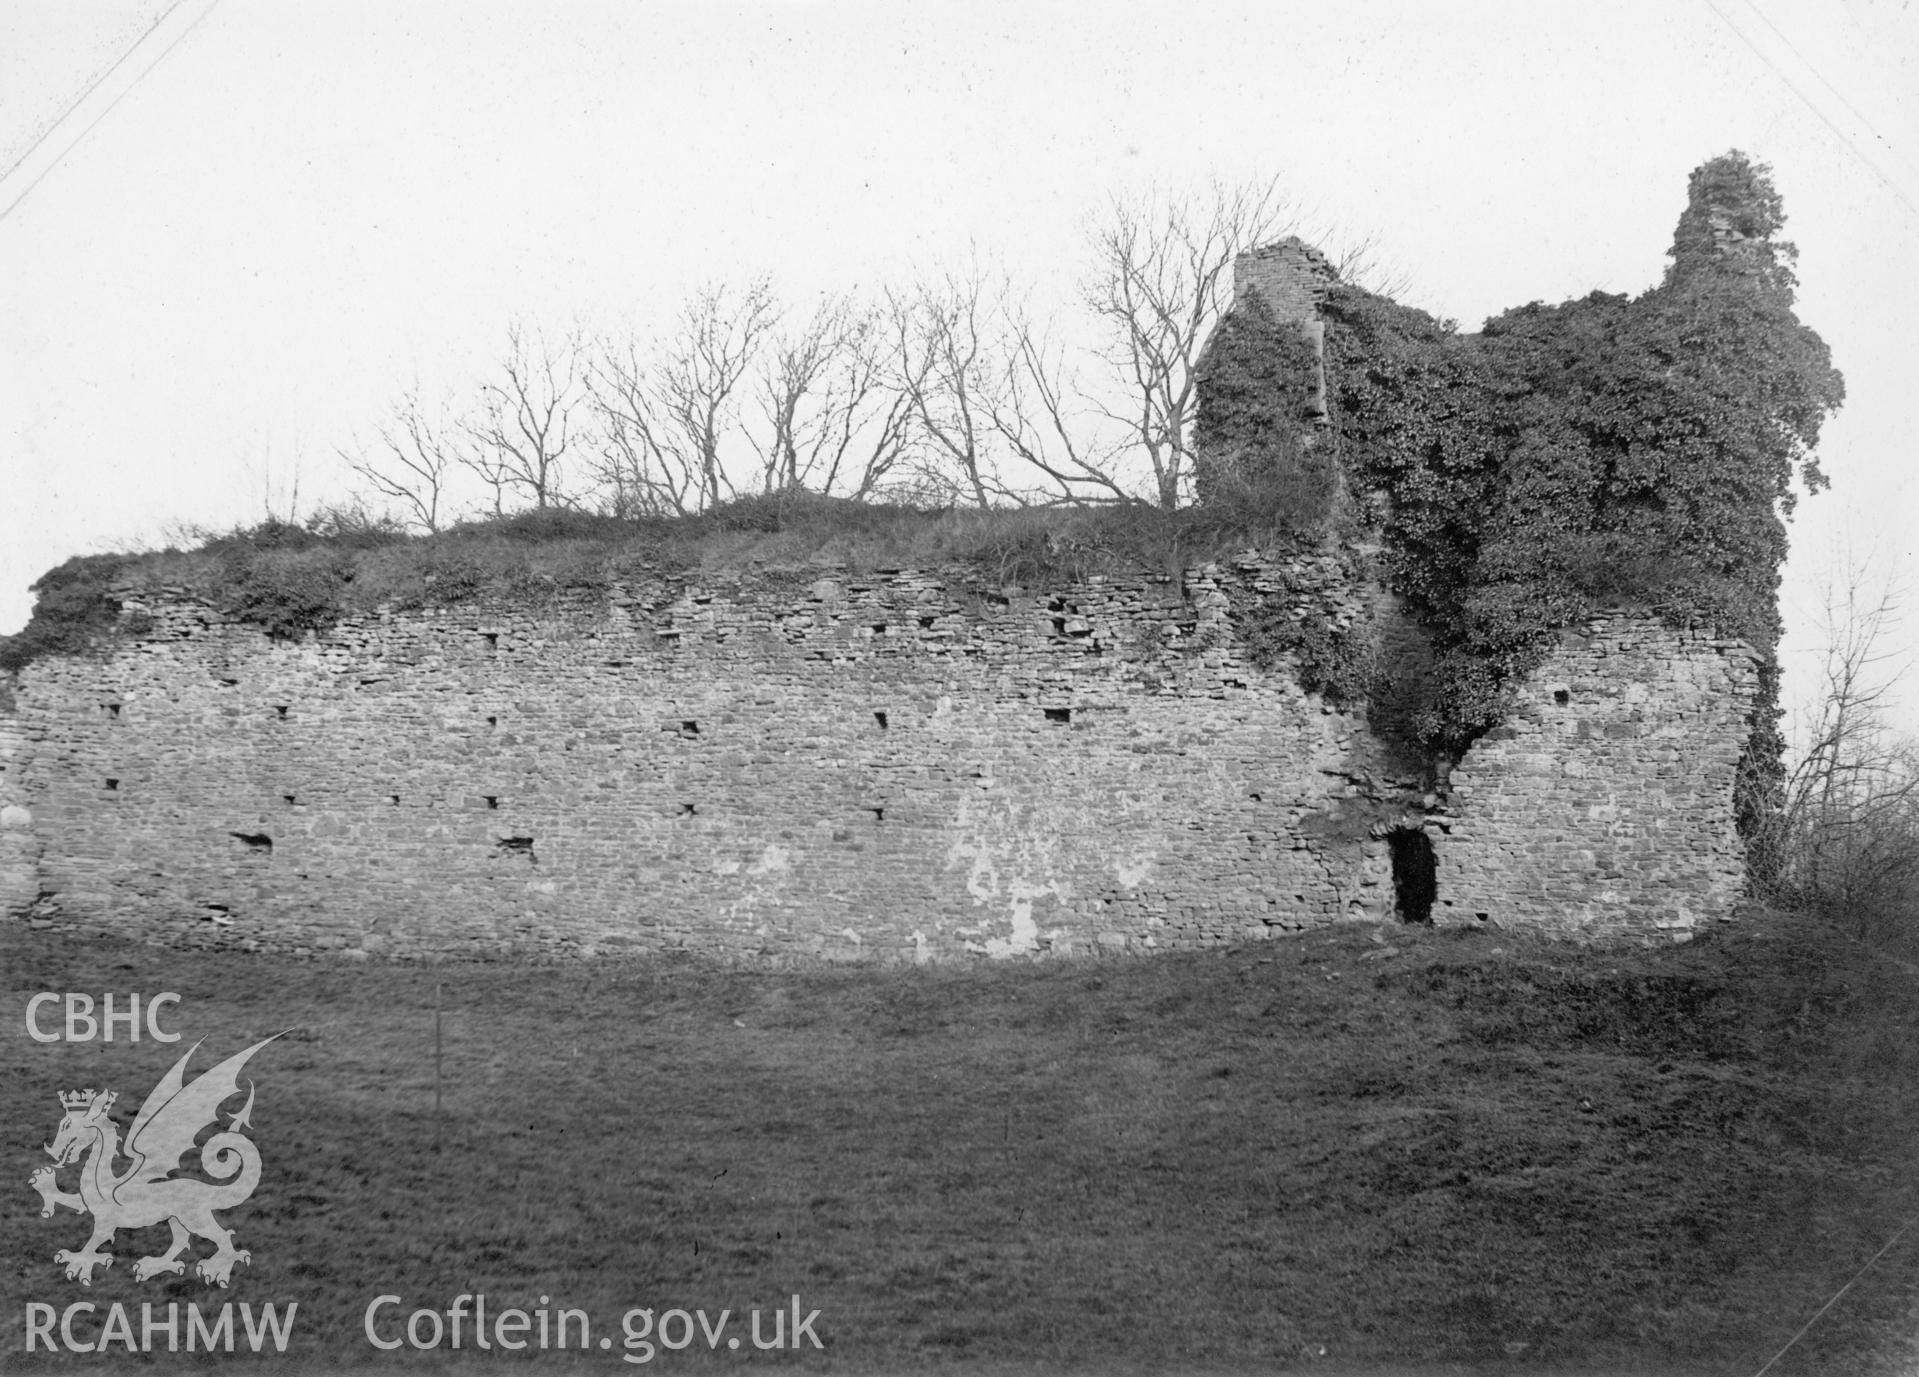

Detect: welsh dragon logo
[30, 1036, 281, 1287]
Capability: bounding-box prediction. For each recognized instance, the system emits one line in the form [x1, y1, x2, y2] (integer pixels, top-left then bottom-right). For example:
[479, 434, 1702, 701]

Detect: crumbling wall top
[1233, 237, 1338, 326]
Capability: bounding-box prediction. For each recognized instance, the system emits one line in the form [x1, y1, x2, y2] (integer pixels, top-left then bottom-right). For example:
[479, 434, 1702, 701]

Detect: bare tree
[1084, 178, 1299, 509]
[589, 281, 776, 514]
[750, 297, 918, 500]
[663, 279, 778, 508]
[876, 183, 1387, 511]
[889, 264, 1157, 508]
[589, 334, 701, 517]
[343, 178, 1380, 523]
[1764, 560, 1919, 949]
[464, 323, 588, 513]
[341, 388, 463, 533]
[885, 267, 1018, 509]
[250, 428, 308, 525]
[984, 307, 1133, 505]
[1330, 232, 1415, 303]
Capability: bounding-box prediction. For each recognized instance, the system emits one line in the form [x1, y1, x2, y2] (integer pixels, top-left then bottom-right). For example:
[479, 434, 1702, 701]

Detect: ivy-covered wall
[1210, 154, 1841, 888]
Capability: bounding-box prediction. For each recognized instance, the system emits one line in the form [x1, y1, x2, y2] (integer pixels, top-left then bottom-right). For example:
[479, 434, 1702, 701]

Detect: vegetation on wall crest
[0, 554, 134, 675]
[1319, 151, 1842, 798]
[0, 494, 1336, 676]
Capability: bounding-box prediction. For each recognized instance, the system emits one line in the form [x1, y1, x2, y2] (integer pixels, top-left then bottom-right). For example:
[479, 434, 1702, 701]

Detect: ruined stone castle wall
[1439, 618, 1760, 937]
[1, 563, 1758, 960]
[0, 706, 39, 919]
[1232, 237, 1336, 421]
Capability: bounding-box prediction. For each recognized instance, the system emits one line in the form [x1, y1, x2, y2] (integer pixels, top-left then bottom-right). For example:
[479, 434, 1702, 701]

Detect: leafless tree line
[1755, 561, 1919, 954]
[339, 180, 1403, 529]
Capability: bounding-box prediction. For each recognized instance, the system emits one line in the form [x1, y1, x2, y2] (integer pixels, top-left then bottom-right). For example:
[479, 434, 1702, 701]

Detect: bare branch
[585, 281, 778, 515]
[1083, 177, 1301, 509]
[341, 387, 463, 533]
[753, 295, 916, 500]
[587, 334, 700, 518]
[1764, 552, 1919, 946]
[985, 305, 1134, 505]
[885, 269, 1003, 509]
[463, 323, 590, 512]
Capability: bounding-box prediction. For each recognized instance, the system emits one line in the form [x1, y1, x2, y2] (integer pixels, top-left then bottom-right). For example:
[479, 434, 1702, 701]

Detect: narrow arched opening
[1387, 827, 1436, 925]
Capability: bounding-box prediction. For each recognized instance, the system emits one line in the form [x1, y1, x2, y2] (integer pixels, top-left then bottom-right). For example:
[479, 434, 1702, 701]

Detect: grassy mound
[6, 911, 1917, 1373]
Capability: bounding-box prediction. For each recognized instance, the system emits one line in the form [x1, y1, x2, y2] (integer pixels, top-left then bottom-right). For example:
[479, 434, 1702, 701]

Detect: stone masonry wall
[2, 562, 1759, 960]
[1440, 617, 1760, 937]
[1233, 237, 1336, 421]
[0, 702, 40, 918]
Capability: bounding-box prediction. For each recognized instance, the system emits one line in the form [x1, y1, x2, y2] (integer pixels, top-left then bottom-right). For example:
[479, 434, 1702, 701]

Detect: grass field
[5, 911, 1918, 1374]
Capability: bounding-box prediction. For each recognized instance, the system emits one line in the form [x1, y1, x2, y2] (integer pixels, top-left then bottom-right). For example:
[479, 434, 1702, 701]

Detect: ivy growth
[1322, 152, 1843, 781]
[1192, 291, 1336, 529]
[0, 554, 132, 674]
[207, 520, 355, 641]
[1233, 560, 1374, 707]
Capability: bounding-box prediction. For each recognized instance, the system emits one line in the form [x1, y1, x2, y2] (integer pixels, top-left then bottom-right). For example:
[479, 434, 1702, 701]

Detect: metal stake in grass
[434, 981, 444, 1154]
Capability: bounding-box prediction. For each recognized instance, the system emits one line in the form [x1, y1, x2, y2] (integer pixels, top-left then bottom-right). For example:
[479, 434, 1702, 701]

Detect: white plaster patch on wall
[946, 800, 1003, 904]
[1113, 855, 1152, 888]
[945, 797, 1069, 958]
[984, 880, 1055, 959]
[719, 843, 796, 929]
[747, 844, 789, 875]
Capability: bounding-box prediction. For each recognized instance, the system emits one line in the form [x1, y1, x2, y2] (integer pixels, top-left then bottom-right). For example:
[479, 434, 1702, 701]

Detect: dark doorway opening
[1387, 827, 1436, 924]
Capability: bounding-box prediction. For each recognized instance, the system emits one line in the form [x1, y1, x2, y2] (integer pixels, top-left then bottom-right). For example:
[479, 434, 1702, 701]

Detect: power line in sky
[1701, 0, 1919, 222]
[0, 0, 222, 227]
[1733, 0, 1916, 178]
[0, 0, 187, 190]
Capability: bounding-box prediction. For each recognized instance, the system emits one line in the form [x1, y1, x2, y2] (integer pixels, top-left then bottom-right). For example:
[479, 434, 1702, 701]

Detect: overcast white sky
[3, 0, 1916, 737]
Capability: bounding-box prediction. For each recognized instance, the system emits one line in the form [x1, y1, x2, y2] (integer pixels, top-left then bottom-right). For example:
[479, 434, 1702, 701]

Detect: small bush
[1234, 559, 1376, 706]
[1240, 606, 1372, 703]
[422, 557, 488, 604]
[469, 507, 641, 544]
[304, 500, 411, 549]
[217, 545, 353, 640]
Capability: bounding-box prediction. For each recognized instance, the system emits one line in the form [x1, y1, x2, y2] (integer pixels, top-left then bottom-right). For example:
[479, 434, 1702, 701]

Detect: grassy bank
[5, 911, 1917, 1373]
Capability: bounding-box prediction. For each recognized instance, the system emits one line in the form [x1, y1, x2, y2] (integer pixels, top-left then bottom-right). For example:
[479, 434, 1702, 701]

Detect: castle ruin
[0, 245, 1765, 961]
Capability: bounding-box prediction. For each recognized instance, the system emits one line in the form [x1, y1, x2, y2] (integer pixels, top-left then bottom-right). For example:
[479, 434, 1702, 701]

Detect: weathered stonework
[0, 557, 1757, 961]
[1439, 618, 1759, 936]
[0, 703, 41, 919]
[1232, 237, 1335, 420]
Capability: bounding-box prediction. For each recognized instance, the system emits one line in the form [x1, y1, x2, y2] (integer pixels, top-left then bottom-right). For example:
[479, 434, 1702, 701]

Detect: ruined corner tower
[1191, 236, 1342, 515]
[1230, 236, 1336, 423]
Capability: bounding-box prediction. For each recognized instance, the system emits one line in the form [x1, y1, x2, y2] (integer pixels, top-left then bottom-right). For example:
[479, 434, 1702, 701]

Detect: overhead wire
[1747, 1212, 1919, 1375]
[0, 0, 185, 190]
[1734, 0, 1915, 176]
[1700, 0, 1919, 221]
[0, 0, 221, 227]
